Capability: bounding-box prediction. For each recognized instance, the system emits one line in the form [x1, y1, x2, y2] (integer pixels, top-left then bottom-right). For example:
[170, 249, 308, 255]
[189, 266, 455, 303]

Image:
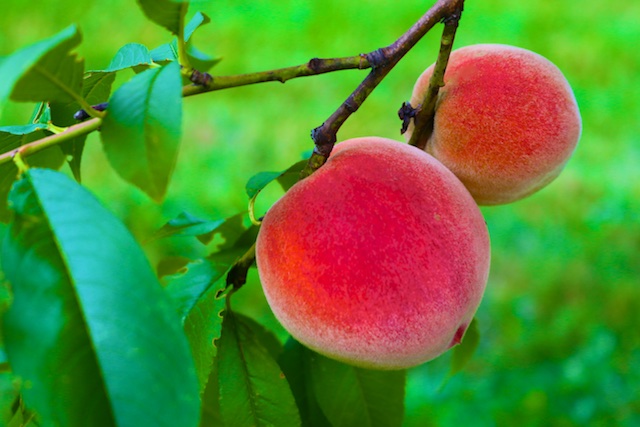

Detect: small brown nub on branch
[308, 57, 323, 72]
[310, 125, 338, 158]
[398, 101, 418, 134]
[190, 69, 213, 87]
[366, 48, 388, 69]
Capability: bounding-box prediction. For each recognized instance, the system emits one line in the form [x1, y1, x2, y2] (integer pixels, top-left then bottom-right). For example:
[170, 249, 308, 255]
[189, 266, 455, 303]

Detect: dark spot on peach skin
[448, 323, 468, 348]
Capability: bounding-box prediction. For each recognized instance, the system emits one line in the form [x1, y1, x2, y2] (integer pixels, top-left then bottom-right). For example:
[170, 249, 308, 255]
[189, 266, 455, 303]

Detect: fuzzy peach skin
[405, 44, 582, 205]
[255, 137, 490, 370]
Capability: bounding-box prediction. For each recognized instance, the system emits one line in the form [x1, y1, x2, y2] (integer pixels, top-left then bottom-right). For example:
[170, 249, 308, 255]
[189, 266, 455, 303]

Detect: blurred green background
[1, 0, 638, 425]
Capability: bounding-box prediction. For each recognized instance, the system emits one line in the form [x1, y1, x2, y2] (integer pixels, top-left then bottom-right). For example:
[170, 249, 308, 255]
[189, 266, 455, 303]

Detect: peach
[255, 137, 490, 370]
[405, 44, 582, 205]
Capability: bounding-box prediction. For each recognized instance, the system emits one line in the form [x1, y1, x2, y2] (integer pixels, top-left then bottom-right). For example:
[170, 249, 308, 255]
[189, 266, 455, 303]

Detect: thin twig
[182, 55, 371, 97]
[300, 0, 466, 178]
[0, 57, 371, 164]
[0, 0, 464, 168]
[407, 4, 463, 149]
[0, 118, 102, 166]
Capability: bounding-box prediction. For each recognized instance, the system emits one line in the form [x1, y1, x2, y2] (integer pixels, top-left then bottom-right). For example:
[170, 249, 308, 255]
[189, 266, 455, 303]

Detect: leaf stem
[12, 152, 29, 174]
[176, 3, 192, 70]
[247, 196, 262, 226]
[47, 122, 68, 134]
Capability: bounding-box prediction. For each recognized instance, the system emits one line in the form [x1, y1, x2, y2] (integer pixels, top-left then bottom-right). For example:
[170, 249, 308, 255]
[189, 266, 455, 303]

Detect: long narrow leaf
[215, 311, 301, 427]
[181, 270, 229, 392]
[101, 62, 182, 201]
[1, 168, 200, 427]
[310, 352, 406, 427]
[278, 340, 332, 427]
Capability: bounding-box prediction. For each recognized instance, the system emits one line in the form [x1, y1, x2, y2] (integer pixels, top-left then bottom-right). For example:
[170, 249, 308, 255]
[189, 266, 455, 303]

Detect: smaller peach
[405, 44, 582, 205]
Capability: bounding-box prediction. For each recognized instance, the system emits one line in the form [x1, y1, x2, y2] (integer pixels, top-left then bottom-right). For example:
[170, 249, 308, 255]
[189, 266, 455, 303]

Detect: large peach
[255, 137, 490, 370]
[405, 44, 582, 205]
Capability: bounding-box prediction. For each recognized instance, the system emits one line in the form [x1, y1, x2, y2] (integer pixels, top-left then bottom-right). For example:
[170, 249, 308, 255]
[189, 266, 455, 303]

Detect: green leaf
[150, 39, 220, 73]
[152, 211, 248, 246]
[0, 124, 48, 135]
[278, 339, 332, 427]
[82, 71, 116, 103]
[0, 127, 64, 222]
[150, 40, 179, 64]
[246, 159, 308, 199]
[52, 71, 116, 181]
[0, 25, 83, 114]
[150, 41, 219, 74]
[242, 315, 284, 361]
[0, 372, 19, 425]
[186, 44, 221, 73]
[310, 352, 406, 427]
[163, 230, 257, 394]
[136, 0, 189, 35]
[105, 43, 153, 72]
[184, 11, 211, 42]
[1, 168, 200, 427]
[449, 317, 480, 376]
[165, 258, 231, 321]
[101, 62, 182, 201]
[215, 311, 301, 427]
[246, 171, 282, 199]
[277, 159, 308, 192]
[152, 211, 224, 242]
[200, 358, 222, 426]
[166, 260, 229, 392]
[29, 102, 51, 124]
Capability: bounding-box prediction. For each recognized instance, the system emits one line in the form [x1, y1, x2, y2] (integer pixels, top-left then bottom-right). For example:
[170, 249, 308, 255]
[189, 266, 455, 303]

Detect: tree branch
[182, 55, 371, 97]
[0, 0, 465, 169]
[0, 118, 102, 166]
[300, 0, 466, 178]
[407, 4, 463, 149]
[1, 55, 372, 165]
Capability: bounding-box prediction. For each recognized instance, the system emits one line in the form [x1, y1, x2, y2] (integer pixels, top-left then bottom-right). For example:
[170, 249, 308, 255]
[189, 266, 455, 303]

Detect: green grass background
[1, 0, 639, 425]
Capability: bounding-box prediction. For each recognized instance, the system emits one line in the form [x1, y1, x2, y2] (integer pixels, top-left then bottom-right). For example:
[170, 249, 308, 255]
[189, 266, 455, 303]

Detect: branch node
[74, 102, 109, 121]
[358, 53, 369, 69]
[344, 97, 359, 114]
[190, 69, 213, 87]
[310, 125, 338, 157]
[308, 57, 323, 72]
[398, 101, 418, 134]
[366, 48, 387, 69]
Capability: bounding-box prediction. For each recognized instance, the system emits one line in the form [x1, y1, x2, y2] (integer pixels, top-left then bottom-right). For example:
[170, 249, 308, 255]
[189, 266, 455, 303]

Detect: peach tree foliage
[0, 0, 477, 426]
